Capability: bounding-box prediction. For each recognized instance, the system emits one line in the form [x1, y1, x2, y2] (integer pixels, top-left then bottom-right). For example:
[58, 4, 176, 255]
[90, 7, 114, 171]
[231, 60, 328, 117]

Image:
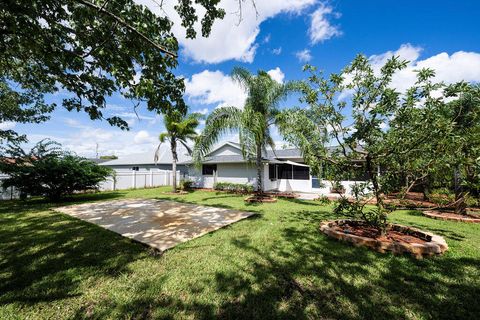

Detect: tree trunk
[366, 155, 386, 233]
[454, 167, 467, 215]
[171, 140, 178, 193]
[256, 143, 263, 194]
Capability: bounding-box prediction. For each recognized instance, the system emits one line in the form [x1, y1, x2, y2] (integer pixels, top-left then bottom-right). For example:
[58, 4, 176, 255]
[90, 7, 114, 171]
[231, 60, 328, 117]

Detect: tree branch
[76, 0, 177, 58]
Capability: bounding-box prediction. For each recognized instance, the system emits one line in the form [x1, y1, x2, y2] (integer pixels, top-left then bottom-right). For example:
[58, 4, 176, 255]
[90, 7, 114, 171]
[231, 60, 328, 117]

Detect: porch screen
[269, 164, 277, 180]
[292, 165, 309, 180]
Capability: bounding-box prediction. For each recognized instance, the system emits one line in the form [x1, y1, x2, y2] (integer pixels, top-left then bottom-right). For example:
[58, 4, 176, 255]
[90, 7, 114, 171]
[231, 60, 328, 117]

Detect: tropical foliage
[194, 67, 299, 192]
[155, 110, 202, 192]
[283, 55, 476, 231]
[0, 140, 112, 201]
[1, 0, 226, 145]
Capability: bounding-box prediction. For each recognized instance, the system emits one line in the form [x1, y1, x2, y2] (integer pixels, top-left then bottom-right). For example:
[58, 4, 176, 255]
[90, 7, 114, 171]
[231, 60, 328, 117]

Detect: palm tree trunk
[256, 143, 263, 194]
[171, 139, 178, 193]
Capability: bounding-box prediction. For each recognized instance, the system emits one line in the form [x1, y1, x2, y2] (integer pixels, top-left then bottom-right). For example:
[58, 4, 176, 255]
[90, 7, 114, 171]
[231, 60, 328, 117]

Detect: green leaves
[1, 0, 226, 145]
[0, 139, 112, 201]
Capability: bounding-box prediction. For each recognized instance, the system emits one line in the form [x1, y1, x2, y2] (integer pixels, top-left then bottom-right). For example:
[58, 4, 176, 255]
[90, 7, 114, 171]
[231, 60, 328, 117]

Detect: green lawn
[0, 187, 479, 319]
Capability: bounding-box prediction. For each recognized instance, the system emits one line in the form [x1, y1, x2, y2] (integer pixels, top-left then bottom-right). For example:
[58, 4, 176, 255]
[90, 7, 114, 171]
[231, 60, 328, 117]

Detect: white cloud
[28, 125, 161, 157]
[184, 70, 247, 108]
[195, 108, 209, 115]
[296, 49, 312, 63]
[309, 4, 342, 44]
[0, 121, 16, 130]
[369, 44, 480, 92]
[136, 0, 316, 64]
[272, 47, 282, 55]
[267, 67, 285, 83]
[134, 130, 155, 144]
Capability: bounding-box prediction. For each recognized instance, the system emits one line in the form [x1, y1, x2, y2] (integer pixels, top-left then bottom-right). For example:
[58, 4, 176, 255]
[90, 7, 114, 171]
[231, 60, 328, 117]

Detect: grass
[0, 187, 479, 319]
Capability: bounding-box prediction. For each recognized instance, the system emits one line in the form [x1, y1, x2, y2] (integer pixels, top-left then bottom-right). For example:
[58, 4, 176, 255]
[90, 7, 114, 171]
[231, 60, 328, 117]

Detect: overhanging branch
[76, 0, 177, 58]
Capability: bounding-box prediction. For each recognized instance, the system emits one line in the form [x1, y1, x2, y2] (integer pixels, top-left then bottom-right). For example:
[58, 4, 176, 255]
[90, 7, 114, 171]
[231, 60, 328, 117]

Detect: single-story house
[180, 141, 368, 196]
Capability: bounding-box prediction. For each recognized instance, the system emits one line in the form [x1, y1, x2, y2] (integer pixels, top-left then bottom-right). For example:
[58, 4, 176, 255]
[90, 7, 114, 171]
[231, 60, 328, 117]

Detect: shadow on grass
[0, 202, 147, 306]
[208, 210, 480, 319]
[1, 196, 478, 319]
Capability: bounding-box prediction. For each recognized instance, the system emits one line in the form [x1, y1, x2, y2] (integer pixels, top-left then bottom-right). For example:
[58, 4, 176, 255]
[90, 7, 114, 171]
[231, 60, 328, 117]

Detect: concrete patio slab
[54, 198, 254, 251]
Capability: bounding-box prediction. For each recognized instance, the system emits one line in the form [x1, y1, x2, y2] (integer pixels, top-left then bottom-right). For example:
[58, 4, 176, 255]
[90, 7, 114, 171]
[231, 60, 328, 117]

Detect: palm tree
[155, 110, 202, 193]
[193, 67, 299, 193]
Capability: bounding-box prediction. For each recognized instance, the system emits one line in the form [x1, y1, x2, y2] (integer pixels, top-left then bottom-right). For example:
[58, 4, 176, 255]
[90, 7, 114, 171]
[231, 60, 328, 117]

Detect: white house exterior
[181, 141, 368, 196]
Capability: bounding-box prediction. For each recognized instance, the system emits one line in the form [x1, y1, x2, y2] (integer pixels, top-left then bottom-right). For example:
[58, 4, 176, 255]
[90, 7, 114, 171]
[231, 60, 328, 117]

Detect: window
[132, 166, 139, 171]
[202, 164, 217, 175]
[269, 164, 277, 180]
[293, 165, 310, 180]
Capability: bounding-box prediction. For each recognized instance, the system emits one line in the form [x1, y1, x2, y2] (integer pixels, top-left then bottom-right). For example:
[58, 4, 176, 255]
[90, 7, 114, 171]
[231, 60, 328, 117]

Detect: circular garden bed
[320, 220, 448, 259]
[244, 195, 277, 203]
[423, 210, 480, 223]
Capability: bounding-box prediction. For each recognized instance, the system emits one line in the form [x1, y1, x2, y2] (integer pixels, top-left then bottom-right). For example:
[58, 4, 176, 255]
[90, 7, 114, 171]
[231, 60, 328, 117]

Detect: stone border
[320, 220, 448, 259]
[423, 210, 480, 223]
[244, 196, 277, 203]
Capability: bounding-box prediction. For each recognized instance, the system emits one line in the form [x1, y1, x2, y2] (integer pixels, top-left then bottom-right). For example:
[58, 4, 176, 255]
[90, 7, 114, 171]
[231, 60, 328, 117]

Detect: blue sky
[8, 0, 480, 157]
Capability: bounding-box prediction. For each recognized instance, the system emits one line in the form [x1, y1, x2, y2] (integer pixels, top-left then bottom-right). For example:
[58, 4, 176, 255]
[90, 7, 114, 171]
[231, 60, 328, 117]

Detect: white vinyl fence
[0, 170, 181, 200]
[99, 169, 181, 191]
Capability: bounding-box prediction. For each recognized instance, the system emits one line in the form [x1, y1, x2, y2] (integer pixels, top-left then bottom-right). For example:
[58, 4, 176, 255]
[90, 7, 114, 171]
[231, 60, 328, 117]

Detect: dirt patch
[423, 210, 480, 223]
[320, 220, 448, 259]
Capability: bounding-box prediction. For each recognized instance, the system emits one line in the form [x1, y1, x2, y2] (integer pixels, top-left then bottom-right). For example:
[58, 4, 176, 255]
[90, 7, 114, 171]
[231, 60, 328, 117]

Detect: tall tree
[155, 110, 201, 193]
[193, 67, 298, 193]
[1, 0, 226, 145]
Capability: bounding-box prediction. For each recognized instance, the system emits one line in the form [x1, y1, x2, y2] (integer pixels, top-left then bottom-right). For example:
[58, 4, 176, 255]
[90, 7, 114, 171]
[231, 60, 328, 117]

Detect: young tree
[155, 110, 202, 193]
[285, 55, 444, 232]
[0, 140, 113, 201]
[1, 0, 226, 144]
[193, 67, 299, 193]
[441, 83, 480, 214]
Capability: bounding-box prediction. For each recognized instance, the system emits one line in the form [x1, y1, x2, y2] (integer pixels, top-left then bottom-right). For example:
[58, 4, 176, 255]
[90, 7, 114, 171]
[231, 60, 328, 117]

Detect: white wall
[187, 163, 257, 189]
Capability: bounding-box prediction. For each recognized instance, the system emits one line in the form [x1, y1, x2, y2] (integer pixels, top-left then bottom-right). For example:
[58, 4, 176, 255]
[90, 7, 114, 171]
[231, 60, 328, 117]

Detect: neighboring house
[99, 144, 190, 174]
[180, 141, 369, 195]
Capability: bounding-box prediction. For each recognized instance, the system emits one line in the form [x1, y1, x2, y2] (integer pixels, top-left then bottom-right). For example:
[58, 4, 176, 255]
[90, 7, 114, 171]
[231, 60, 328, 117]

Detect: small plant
[330, 181, 345, 194]
[179, 179, 194, 191]
[315, 195, 331, 205]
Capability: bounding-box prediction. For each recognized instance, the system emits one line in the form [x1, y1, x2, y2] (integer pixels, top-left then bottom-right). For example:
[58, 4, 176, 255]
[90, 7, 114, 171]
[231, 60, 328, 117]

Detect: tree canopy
[0, 0, 225, 145]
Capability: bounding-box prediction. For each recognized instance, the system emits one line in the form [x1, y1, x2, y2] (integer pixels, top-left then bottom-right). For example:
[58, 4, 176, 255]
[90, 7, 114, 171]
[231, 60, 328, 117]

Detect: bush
[179, 179, 194, 191]
[0, 140, 113, 201]
[428, 188, 455, 206]
[213, 182, 253, 193]
[465, 194, 479, 208]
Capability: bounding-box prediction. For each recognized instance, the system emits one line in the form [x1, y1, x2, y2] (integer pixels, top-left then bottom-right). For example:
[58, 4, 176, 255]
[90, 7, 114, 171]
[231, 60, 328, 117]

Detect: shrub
[465, 194, 479, 208]
[0, 140, 113, 201]
[428, 188, 455, 206]
[315, 195, 331, 205]
[179, 179, 194, 191]
[213, 182, 253, 193]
